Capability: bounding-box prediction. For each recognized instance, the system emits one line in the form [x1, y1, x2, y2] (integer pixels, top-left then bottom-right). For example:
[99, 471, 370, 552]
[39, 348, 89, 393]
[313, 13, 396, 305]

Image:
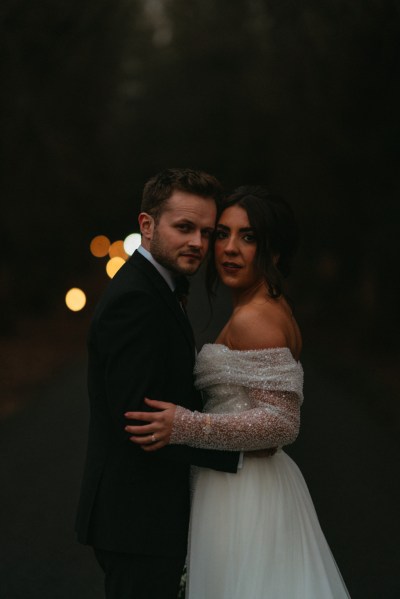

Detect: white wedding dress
[170, 344, 350, 598]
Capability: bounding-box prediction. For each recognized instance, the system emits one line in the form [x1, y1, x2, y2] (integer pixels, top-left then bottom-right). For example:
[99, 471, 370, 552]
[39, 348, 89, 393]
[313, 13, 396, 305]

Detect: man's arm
[93, 290, 167, 434]
[95, 290, 240, 473]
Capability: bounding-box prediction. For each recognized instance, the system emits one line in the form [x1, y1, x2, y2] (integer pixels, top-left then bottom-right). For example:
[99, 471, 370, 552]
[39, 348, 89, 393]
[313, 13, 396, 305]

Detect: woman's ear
[138, 212, 154, 246]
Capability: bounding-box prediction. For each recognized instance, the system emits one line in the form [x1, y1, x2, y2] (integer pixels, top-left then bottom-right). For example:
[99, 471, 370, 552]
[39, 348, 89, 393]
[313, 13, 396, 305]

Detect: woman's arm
[125, 389, 300, 452]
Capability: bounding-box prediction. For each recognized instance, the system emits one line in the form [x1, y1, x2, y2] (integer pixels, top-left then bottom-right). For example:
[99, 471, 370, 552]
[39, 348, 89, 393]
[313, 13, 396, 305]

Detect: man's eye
[177, 224, 190, 232]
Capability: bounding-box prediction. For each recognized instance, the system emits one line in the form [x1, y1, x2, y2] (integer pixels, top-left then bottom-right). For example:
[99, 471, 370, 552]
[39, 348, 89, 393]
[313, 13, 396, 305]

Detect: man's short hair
[141, 168, 223, 220]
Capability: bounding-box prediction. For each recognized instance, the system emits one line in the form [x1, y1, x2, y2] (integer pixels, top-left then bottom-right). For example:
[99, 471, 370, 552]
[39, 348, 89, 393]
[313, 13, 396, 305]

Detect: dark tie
[174, 276, 190, 312]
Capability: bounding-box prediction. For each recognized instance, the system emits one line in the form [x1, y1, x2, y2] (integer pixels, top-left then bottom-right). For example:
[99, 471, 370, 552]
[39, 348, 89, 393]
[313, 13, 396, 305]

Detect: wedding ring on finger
[151, 434, 157, 443]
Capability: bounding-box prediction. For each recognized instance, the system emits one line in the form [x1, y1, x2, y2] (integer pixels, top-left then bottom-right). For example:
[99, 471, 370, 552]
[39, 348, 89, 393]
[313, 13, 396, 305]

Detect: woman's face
[215, 204, 261, 290]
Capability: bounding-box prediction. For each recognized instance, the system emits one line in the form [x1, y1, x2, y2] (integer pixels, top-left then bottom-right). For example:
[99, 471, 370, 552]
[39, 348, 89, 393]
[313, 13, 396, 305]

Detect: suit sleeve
[92, 290, 239, 473]
[93, 291, 165, 421]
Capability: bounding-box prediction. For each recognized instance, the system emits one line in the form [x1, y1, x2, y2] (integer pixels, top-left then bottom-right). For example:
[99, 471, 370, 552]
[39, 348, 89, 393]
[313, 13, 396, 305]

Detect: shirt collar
[136, 245, 176, 292]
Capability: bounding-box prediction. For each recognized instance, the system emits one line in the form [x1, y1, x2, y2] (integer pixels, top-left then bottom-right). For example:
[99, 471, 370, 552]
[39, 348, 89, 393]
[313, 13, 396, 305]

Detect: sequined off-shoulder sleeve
[169, 345, 303, 451]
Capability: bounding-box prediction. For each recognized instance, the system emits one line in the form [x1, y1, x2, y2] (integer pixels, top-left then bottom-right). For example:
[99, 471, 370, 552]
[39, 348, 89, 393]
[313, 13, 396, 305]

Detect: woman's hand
[124, 398, 176, 451]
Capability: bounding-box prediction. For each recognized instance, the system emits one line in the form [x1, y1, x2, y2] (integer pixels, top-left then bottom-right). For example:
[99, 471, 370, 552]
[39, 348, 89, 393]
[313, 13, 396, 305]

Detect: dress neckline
[201, 343, 301, 364]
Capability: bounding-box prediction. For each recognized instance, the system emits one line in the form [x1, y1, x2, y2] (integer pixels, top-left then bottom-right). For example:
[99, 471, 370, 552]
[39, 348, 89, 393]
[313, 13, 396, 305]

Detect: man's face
[141, 191, 217, 276]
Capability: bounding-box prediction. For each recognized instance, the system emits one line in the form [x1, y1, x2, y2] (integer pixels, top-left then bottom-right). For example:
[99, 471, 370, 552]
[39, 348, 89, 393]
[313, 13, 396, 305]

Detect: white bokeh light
[123, 233, 141, 256]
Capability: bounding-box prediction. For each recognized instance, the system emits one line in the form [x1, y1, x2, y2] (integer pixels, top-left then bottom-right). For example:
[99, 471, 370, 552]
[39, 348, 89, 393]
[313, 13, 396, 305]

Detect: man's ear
[138, 212, 154, 245]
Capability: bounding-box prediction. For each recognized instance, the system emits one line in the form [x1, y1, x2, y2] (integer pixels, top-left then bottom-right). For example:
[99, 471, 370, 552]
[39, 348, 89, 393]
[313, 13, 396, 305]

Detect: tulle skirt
[186, 450, 350, 598]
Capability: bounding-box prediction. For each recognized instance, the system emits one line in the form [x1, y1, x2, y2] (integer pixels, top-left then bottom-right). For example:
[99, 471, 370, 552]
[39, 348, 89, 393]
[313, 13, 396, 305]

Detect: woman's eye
[243, 234, 256, 242]
[215, 230, 227, 239]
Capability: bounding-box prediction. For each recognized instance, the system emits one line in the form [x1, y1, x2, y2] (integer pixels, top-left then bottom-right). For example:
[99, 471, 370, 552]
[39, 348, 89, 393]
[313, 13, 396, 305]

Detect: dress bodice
[194, 344, 303, 415]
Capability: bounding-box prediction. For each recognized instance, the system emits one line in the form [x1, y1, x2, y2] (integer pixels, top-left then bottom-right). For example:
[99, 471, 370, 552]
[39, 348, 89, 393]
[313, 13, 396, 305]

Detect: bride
[125, 186, 350, 598]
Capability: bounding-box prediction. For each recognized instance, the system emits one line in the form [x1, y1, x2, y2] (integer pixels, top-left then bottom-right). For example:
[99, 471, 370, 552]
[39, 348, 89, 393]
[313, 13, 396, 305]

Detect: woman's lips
[221, 262, 242, 273]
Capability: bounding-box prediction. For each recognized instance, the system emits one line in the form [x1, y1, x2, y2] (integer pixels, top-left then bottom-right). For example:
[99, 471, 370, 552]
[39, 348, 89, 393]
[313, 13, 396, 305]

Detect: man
[75, 168, 240, 599]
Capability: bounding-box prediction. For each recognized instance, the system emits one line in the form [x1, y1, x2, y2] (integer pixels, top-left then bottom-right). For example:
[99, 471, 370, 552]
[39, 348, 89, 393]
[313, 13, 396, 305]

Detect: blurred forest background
[1, 0, 399, 415]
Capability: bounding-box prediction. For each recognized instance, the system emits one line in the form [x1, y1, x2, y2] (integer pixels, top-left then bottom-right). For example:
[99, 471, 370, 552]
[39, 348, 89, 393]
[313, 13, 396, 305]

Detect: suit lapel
[128, 251, 195, 352]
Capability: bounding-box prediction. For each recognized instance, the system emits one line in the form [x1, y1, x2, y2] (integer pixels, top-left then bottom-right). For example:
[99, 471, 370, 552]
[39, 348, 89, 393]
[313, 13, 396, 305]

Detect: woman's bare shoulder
[224, 302, 288, 351]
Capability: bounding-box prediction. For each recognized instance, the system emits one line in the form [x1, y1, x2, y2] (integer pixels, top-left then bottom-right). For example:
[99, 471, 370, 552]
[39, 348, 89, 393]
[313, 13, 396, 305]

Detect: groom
[75, 168, 240, 599]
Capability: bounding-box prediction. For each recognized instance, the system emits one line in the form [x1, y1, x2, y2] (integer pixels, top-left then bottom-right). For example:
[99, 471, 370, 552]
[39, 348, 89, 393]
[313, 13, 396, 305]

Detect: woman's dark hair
[206, 185, 299, 298]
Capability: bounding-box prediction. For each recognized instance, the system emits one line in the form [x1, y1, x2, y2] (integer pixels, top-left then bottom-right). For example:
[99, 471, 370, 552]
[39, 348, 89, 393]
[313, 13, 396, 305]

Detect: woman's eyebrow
[216, 224, 254, 233]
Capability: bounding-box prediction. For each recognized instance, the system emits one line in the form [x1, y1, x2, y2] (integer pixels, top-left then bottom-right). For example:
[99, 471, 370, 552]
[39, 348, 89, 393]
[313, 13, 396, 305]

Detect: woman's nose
[224, 237, 239, 254]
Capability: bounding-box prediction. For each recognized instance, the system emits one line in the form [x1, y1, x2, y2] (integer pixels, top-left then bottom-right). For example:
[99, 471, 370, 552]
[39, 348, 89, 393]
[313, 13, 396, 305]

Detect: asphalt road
[1, 278, 399, 598]
[0, 360, 103, 599]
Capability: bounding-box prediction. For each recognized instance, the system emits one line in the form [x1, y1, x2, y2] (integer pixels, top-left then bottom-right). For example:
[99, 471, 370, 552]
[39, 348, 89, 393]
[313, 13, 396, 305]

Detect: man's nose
[188, 230, 203, 247]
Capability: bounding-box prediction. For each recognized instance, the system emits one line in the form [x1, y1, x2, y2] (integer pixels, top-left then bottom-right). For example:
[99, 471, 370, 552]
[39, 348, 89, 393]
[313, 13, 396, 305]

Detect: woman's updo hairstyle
[208, 185, 299, 298]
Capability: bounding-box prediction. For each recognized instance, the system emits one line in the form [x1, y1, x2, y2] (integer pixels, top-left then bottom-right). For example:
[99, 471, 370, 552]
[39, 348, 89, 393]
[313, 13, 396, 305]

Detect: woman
[125, 186, 350, 598]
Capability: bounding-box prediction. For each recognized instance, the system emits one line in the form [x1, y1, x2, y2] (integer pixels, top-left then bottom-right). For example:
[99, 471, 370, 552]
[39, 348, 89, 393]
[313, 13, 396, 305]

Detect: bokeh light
[109, 240, 129, 260]
[65, 288, 86, 312]
[90, 235, 110, 258]
[124, 233, 141, 255]
[106, 257, 125, 278]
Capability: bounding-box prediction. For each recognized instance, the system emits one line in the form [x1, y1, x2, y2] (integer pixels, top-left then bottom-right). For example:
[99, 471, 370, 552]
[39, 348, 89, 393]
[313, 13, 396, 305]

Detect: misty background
[2, 0, 399, 385]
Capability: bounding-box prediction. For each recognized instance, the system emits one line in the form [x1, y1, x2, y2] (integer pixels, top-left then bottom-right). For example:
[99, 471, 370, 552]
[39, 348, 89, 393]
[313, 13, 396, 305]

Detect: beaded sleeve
[169, 345, 303, 451]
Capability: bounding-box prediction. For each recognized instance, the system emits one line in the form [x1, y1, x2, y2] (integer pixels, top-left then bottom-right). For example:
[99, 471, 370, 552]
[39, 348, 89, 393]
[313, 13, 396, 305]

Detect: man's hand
[124, 398, 176, 451]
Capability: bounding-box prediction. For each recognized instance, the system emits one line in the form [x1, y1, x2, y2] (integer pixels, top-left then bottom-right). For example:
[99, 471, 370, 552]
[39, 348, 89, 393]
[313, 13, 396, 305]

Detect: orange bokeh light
[109, 240, 129, 260]
[106, 257, 125, 279]
[65, 288, 86, 312]
[90, 235, 110, 258]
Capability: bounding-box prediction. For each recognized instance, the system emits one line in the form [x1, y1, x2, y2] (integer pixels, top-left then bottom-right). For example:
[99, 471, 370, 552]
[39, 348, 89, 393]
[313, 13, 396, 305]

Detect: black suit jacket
[75, 251, 239, 557]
